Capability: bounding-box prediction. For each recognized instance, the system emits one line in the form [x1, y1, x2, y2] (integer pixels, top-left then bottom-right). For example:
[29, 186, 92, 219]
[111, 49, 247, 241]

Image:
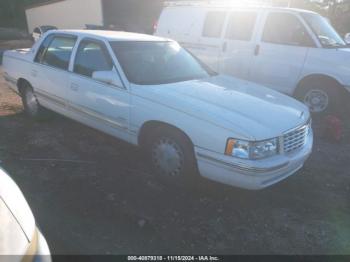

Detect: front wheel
[145, 127, 198, 187]
[295, 80, 340, 115]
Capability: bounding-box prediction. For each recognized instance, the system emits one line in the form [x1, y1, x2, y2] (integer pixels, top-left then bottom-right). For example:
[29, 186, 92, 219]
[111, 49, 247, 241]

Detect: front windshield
[302, 13, 346, 48]
[110, 41, 214, 85]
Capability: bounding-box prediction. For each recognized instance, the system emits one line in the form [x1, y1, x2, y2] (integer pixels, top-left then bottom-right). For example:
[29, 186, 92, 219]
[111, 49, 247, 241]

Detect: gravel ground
[0, 66, 349, 255]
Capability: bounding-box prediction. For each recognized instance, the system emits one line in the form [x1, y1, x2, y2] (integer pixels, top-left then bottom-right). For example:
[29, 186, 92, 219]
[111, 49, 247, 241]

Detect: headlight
[225, 138, 278, 160]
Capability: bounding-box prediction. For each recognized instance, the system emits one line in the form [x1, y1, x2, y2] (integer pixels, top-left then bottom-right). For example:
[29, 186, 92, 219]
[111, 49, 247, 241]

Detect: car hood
[132, 75, 310, 140]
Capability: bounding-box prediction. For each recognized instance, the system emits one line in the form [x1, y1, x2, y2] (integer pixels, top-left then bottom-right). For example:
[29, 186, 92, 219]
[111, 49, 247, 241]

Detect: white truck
[155, 3, 350, 114]
[2, 30, 312, 190]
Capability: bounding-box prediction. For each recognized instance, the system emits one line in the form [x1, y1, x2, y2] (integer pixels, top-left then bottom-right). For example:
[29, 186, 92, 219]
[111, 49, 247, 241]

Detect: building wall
[102, 0, 164, 34]
[25, 0, 104, 33]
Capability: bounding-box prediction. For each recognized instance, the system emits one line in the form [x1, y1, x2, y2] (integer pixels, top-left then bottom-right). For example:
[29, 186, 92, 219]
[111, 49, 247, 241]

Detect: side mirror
[92, 70, 123, 87]
[344, 33, 350, 44]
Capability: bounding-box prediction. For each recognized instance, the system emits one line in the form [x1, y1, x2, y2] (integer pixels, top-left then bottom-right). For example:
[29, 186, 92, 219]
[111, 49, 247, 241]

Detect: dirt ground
[0, 65, 350, 255]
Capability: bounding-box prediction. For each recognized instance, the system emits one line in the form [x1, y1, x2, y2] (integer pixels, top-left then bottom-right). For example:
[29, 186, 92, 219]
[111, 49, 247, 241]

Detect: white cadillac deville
[3, 30, 313, 190]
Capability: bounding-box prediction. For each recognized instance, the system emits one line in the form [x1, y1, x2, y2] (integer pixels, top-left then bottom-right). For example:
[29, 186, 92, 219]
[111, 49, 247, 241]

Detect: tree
[0, 0, 47, 29]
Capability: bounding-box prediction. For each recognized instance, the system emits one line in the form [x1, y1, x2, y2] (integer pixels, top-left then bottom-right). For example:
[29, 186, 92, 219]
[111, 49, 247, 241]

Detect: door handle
[70, 83, 79, 91]
[254, 44, 260, 56]
[31, 69, 38, 77]
[222, 42, 227, 52]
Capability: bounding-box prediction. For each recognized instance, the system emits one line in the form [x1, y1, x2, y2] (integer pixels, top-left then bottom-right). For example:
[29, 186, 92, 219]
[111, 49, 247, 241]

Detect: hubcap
[25, 89, 39, 115]
[304, 89, 329, 113]
[151, 137, 184, 177]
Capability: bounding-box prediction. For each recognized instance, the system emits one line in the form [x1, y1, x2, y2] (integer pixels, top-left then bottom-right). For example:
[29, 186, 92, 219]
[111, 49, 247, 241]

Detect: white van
[155, 4, 350, 114]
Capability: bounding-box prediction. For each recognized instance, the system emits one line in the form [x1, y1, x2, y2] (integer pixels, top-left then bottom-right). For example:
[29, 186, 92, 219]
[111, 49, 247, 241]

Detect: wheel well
[138, 121, 194, 148]
[294, 74, 342, 97]
[17, 78, 31, 95]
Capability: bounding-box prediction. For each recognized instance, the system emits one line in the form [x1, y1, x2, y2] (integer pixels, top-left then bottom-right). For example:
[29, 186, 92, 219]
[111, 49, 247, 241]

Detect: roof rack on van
[164, 0, 289, 8]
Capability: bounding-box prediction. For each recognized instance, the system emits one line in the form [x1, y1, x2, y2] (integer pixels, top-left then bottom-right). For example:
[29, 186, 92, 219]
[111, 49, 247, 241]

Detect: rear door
[249, 11, 314, 94]
[189, 11, 227, 71]
[67, 38, 131, 142]
[32, 34, 77, 114]
[219, 10, 259, 80]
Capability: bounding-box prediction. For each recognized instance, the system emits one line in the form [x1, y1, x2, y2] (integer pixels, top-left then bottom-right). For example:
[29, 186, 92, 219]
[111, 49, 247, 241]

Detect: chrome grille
[283, 123, 309, 153]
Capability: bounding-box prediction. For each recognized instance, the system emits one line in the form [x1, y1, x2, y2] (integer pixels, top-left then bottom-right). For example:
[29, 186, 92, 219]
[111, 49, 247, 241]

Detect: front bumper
[195, 131, 313, 190]
[25, 228, 51, 262]
[32, 229, 51, 262]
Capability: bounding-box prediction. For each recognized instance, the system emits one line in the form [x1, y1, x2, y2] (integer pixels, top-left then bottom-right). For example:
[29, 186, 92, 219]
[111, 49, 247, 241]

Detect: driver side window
[262, 13, 315, 47]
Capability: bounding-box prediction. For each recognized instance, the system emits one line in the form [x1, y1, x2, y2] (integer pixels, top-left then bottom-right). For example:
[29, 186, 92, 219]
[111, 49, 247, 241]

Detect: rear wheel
[145, 127, 198, 188]
[21, 83, 51, 120]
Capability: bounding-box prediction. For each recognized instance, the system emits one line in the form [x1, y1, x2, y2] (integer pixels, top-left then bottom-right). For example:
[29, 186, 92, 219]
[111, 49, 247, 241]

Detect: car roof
[165, 5, 318, 15]
[54, 30, 169, 42]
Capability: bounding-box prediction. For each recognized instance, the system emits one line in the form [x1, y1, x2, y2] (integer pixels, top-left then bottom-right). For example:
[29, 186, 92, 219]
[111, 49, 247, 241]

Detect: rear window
[225, 12, 257, 41]
[40, 36, 76, 70]
[202, 11, 227, 38]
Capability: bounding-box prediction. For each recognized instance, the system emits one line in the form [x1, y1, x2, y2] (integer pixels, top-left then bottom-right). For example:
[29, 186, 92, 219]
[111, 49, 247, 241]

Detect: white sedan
[0, 167, 51, 260]
[3, 30, 313, 190]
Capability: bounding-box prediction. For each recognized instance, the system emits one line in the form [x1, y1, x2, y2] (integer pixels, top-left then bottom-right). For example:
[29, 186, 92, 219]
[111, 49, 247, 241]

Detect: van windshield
[302, 13, 346, 48]
[110, 41, 215, 85]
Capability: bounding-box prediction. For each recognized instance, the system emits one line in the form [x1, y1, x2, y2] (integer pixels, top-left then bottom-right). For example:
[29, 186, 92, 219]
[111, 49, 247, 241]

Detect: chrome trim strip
[197, 153, 289, 173]
[35, 89, 128, 132]
[282, 118, 311, 135]
[35, 90, 66, 107]
[68, 103, 128, 131]
[261, 164, 302, 186]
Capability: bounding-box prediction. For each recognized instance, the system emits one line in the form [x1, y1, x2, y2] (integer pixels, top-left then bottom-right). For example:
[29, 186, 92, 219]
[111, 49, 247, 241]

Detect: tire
[21, 83, 51, 120]
[295, 79, 340, 115]
[144, 126, 198, 188]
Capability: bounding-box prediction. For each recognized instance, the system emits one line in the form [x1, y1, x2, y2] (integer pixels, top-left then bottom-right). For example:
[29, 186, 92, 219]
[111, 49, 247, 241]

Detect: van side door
[189, 11, 227, 71]
[67, 38, 131, 142]
[220, 11, 259, 80]
[249, 11, 314, 94]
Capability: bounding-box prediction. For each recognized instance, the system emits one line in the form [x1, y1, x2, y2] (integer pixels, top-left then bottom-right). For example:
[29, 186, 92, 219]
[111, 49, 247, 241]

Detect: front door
[67, 39, 131, 142]
[250, 12, 314, 94]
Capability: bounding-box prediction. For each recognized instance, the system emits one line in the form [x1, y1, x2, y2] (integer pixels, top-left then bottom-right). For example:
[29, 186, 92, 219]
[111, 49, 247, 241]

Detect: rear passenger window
[35, 34, 54, 63]
[226, 12, 257, 41]
[41, 36, 76, 70]
[74, 40, 113, 78]
[202, 12, 226, 38]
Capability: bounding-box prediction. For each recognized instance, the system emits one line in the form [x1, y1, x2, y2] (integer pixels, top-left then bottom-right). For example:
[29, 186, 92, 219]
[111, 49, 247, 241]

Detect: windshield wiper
[323, 42, 347, 49]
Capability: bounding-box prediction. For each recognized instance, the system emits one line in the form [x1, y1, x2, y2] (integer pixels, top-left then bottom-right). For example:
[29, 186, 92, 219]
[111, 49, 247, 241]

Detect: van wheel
[21, 84, 50, 120]
[145, 127, 197, 188]
[295, 80, 340, 115]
